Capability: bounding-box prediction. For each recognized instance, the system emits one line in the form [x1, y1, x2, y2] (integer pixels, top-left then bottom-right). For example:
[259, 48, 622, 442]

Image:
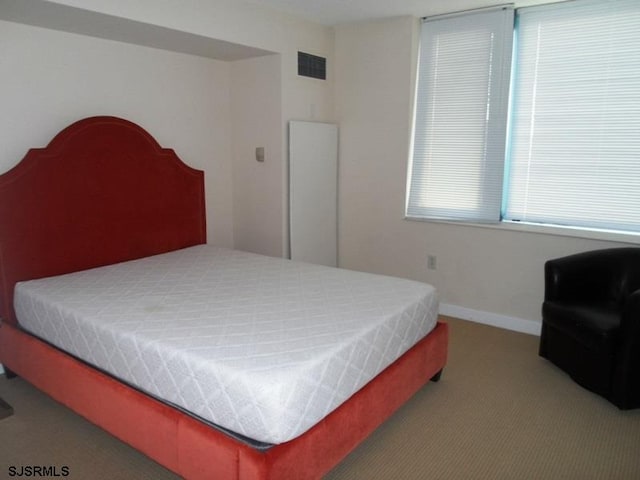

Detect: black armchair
[540, 248, 640, 409]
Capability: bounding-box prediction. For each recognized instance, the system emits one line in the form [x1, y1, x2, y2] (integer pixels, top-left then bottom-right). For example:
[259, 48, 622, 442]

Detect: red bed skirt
[0, 321, 448, 479]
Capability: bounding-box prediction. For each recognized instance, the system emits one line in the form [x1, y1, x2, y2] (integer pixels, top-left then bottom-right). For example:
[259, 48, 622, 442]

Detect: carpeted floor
[1, 316, 639, 479]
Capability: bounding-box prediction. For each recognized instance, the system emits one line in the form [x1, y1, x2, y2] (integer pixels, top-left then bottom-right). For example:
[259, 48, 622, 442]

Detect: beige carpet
[1, 316, 639, 479]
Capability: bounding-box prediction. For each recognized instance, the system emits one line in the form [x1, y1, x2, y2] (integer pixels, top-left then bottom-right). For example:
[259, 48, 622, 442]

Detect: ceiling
[244, 0, 551, 25]
[0, 0, 274, 60]
[0, 0, 555, 61]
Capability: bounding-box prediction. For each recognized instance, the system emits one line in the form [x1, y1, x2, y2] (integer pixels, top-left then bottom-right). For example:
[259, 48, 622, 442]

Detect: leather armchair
[540, 248, 640, 409]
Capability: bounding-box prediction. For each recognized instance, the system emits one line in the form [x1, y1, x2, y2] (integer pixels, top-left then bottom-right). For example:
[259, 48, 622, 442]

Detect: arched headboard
[0, 116, 206, 325]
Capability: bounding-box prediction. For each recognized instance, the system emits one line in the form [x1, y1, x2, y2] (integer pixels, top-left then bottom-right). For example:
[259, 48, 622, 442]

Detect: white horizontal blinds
[407, 7, 514, 222]
[504, 0, 640, 232]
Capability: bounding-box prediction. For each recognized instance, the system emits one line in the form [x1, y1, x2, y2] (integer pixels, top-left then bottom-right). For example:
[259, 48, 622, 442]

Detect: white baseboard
[439, 303, 541, 336]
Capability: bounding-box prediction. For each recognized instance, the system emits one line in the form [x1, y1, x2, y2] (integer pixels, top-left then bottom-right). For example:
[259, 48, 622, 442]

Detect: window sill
[404, 216, 640, 245]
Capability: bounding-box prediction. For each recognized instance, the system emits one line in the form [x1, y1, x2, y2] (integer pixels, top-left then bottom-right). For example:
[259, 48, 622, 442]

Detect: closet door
[289, 121, 338, 267]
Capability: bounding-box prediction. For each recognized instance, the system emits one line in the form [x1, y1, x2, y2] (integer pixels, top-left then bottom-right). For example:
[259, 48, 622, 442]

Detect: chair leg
[538, 323, 549, 358]
[3, 367, 17, 379]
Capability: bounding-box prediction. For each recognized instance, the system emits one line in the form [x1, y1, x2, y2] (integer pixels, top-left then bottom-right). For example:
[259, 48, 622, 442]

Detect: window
[407, 0, 640, 236]
[407, 7, 513, 222]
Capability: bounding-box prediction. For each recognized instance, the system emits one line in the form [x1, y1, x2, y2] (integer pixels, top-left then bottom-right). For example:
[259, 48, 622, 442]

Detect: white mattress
[14, 245, 438, 444]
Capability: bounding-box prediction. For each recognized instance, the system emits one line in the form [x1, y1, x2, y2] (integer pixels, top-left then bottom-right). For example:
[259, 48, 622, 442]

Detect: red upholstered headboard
[0, 116, 206, 326]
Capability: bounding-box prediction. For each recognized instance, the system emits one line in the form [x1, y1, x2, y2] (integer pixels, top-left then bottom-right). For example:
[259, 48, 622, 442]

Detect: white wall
[231, 55, 284, 257]
[0, 19, 235, 247]
[335, 17, 635, 332]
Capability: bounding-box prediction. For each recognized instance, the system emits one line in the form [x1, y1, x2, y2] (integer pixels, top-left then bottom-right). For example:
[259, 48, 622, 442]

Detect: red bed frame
[0, 116, 448, 479]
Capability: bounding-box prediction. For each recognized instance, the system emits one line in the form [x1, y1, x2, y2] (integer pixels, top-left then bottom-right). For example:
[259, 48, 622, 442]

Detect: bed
[0, 116, 448, 479]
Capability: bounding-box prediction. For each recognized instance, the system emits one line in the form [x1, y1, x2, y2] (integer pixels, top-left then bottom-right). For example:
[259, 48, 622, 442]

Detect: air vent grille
[298, 51, 326, 80]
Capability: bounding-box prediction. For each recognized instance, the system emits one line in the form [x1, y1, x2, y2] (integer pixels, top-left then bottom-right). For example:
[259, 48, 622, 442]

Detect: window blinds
[407, 7, 514, 222]
[504, 0, 640, 232]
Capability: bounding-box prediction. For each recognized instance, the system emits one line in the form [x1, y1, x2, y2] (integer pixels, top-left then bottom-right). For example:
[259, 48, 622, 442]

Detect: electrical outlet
[427, 255, 437, 270]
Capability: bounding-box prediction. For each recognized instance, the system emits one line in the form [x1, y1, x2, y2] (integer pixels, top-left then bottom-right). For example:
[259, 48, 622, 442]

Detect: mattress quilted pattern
[14, 245, 438, 444]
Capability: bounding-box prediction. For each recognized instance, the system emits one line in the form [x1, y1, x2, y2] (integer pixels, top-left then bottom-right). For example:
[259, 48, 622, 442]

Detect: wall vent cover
[298, 51, 326, 80]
